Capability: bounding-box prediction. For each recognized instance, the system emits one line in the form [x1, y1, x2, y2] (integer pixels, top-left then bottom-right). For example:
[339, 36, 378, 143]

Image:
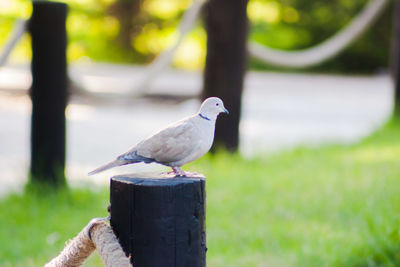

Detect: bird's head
[198, 97, 229, 121]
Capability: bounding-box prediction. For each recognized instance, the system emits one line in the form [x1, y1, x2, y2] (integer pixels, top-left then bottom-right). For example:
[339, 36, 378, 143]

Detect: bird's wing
[134, 118, 201, 164]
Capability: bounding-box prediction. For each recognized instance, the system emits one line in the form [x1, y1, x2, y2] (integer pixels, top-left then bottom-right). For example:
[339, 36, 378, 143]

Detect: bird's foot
[170, 167, 186, 177]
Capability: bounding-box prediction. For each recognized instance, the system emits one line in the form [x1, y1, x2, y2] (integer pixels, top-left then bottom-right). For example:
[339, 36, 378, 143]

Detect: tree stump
[110, 172, 206, 267]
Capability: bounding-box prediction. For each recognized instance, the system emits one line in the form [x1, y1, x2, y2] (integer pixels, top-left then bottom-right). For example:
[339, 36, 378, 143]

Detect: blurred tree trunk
[202, 0, 248, 152]
[29, 2, 68, 187]
[108, 0, 141, 49]
[392, 0, 400, 116]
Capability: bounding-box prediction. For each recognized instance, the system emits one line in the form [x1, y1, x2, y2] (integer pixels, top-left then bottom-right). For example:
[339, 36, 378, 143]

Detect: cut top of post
[112, 172, 205, 185]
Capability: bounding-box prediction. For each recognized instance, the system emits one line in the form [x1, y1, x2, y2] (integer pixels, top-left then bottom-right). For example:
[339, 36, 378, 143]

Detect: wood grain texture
[110, 173, 206, 267]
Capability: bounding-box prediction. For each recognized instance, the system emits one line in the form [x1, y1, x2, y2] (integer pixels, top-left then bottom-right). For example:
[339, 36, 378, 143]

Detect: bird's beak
[223, 107, 229, 114]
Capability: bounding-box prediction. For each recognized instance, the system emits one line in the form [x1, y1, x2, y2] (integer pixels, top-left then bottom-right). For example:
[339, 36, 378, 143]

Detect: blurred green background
[0, 0, 392, 73]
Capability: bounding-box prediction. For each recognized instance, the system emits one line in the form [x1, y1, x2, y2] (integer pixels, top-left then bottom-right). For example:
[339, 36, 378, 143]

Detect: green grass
[2, 120, 400, 266]
[0, 187, 109, 267]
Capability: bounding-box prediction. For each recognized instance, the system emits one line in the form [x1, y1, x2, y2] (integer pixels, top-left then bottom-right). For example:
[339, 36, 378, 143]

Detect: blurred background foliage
[0, 0, 392, 73]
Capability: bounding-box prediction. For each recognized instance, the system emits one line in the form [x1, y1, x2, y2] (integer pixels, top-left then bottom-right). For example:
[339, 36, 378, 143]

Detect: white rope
[248, 0, 389, 68]
[0, 19, 27, 67]
[128, 0, 204, 96]
[67, 0, 387, 98]
[45, 218, 131, 267]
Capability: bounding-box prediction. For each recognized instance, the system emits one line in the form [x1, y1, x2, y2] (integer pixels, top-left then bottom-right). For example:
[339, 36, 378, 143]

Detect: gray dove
[88, 97, 229, 176]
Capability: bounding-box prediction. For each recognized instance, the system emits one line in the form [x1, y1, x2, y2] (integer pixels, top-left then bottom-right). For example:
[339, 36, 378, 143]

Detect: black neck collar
[199, 113, 211, 121]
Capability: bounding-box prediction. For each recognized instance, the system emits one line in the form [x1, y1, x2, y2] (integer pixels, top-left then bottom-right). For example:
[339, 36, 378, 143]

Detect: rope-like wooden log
[45, 218, 131, 267]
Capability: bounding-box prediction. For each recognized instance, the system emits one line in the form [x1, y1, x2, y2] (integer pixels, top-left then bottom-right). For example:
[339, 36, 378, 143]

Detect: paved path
[0, 63, 394, 195]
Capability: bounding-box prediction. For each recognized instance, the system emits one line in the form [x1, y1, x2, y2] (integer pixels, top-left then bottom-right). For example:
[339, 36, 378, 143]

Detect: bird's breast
[197, 121, 215, 154]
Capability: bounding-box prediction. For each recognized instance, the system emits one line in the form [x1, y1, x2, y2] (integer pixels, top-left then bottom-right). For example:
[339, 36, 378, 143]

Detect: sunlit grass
[0, 187, 109, 267]
[1, 120, 400, 266]
[196, 120, 400, 266]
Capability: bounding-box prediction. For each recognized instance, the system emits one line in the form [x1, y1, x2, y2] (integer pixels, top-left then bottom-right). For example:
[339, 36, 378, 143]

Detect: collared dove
[88, 97, 229, 176]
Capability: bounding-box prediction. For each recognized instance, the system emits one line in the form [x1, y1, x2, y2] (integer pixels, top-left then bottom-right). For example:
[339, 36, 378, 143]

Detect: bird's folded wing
[135, 120, 200, 164]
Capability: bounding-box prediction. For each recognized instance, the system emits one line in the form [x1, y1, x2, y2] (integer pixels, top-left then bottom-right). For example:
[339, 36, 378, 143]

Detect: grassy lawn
[1, 120, 400, 266]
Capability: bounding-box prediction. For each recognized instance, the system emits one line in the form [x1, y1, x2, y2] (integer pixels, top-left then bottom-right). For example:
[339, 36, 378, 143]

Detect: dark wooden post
[108, 0, 142, 49]
[202, 0, 249, 151]
[392, 0, 400, 116]
[110, 173, 206, 267]
[29, 2, 69, 186]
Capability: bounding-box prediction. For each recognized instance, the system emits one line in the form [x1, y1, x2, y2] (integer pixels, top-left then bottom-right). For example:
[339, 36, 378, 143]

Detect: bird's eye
[216, 103, 219, 106]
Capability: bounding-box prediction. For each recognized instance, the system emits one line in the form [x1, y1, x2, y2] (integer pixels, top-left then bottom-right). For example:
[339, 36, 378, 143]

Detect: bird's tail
[88, 159, 124, 176]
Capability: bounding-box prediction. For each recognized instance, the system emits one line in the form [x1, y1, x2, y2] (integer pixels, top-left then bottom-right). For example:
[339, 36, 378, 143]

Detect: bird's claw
[170, 167, 186, 177]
